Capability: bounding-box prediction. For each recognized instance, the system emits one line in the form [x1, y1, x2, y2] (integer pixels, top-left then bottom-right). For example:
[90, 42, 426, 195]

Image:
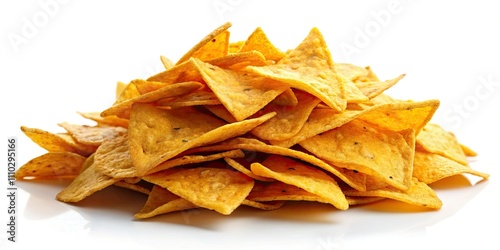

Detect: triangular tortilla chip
[176, 22, 232, 64]
[142, 167, 254, 215]
[194, 58, 288, 121]
[247, 27, 346, 112]
[251, 90, 321, 141]
[416, 123, 468, 165]
[413, 151, 489, 184]
[239, 27, 285, 62]
[128, 103, 276, 175]
[15, 152, 86, 179]
[299, 119, 415, 191]
[251, 155, 348, 210]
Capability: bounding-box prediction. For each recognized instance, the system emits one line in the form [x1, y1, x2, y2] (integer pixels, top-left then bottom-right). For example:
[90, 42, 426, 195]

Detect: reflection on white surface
[11, 173, 494, 250]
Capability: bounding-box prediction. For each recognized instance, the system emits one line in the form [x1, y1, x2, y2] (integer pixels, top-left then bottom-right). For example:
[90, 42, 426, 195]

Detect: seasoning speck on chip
[17, 22, 489, 220]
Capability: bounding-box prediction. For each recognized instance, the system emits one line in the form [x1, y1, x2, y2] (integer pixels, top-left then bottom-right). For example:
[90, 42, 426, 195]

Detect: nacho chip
[160, 55, 174, 70]
[241, 199, 285, 210]
[246, 181, 330, 204]
[413, 151, 489, 184]
[224, 157, 274, 182]
[78, 112, 129, 128]
[135, 185, 197, 219]
[239, 27, 285, 62]
[147, 58, 203, 87]
[194, 58, 288, 121]
[247, 27, 346, 112]
[15, 152, 86, 180]
[251, 90, 321, 141]
[115, 81, 140, 103]
[147, 149, 245, 174]
[143, 167, 254, 215]
[416, 123, 468, 165]
[100, 81, 203, 119]
[56, 163, 118, 202]
[355, 74, 405, 99]
[92, 134, 136, 179]
[128, 103, 275, 175]
[206, 50, 267, 69]
[58, 122, 127, 147]
[343, 178, 442, 209]
[251, 155, 349, 210]
[299, 119, 415, 191]
[156, 90, 221, 107]
[176, 22, 231, 64]
[20, 126, 96, 156]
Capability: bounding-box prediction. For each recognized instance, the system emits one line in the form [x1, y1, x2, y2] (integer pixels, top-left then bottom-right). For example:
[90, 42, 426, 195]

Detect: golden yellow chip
[206, 50, 267, 69]
[20, 126, 96, 156]
[251, 155, 349, 210]
[156, 90, 221, 108]
[114, 180, 151, 195]
[147, 149, 245, 174]
[241, 199, 285, 211]
[16, 152, 86, 180]
[343, 178, 442, 209]
[335, 63, 369, 81]
[160, 55, 174, 70]
[58, 122, 127, 147]
[247, 27, 346, 112]
[238, 27, 285, 62]
[115, 80, 140, 103]
[251, 90, 321, 141]
[194, 58, 288, 121]
[299, 119, 415, 191]
[135, 185, 197, 219]
[224, 157, 274, 182]
[176, 22, 231, 65]
[92, 133, 136, 179]
[142, 167, 254, 215]
[78, 112, 129, 128]
[128, 103, 275, 175]
[355, 74, 405, 99]
[413, 151, 489, 184]
[147, 58, 203, 87]
[246, 181, 331, 204]
[416, 123, 468, 165]
[56, 163, 118, 202]
[100, 81, 203, 119]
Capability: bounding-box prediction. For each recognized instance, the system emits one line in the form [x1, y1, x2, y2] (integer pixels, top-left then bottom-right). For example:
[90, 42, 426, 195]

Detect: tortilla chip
[251, 155, 349, 210]
[128, 103, 275, 175]
[135, 185, 197, 219]
[15, 152, 86, 179]
[193, 58, 288, 121]
[20, 126, 96, 156]
[413, 151, 489, 184]
[416, 123, 468, 165]
[299, 119, 415, 191]
[100, 81, 203, 119]
[176, 22, 232, 64]
[142, 167, 254, 215]
[56, 163, 118, 202]
[239, 27, 285, 62]
[343, 178, 443, 209]
[58, 122, 127, 147]
[251, 90, 321, 141]
[246, 27, 346, 112]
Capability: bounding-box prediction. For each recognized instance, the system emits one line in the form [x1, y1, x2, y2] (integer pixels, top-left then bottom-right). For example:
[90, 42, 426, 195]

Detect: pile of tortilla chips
[17, 22, 489, 218]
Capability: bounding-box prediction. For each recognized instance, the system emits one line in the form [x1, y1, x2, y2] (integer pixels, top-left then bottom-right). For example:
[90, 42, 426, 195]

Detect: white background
[1, 1, 499, 249]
